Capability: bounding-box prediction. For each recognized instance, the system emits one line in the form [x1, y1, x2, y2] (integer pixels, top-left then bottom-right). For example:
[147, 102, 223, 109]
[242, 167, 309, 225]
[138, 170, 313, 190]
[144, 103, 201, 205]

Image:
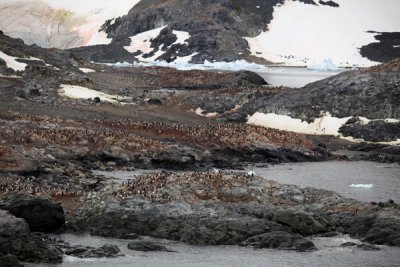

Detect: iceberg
[307, 58, 339, 71]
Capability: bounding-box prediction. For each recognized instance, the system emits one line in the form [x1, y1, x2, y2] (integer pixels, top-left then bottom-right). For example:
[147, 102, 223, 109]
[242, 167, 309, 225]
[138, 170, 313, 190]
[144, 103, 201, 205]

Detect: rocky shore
[1, 32, 399, 266]
[1, 170, 399, 265]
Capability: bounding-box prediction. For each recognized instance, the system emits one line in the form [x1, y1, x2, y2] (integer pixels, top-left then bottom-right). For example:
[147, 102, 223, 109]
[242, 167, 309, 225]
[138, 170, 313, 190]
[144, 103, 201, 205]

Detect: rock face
[360, 32, 400, 63]
[0, 210, 63, 264]
[339, 120, 400, 142]
[0, 193, 65, 232]
[71, 0, 285, 63]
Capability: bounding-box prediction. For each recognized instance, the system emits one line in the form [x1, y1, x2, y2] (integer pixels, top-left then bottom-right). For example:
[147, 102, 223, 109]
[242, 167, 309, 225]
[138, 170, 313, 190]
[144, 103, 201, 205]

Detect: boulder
[273, 209, 330, 235]
[0, 193, 65, 232]
[0, 254, 24, 267]
[127, 240, 171, 252]
[242, 231, 315, 251]
[0, 210, 62, 263]
[65, 244, 121, 258]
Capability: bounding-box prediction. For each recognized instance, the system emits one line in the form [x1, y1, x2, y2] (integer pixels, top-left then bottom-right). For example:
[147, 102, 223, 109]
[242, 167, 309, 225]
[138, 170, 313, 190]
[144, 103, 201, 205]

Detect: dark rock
[0, 210, 62, 264]
[242, 231, 315, 251]
[148, 98, 162, 105]
[0, 193, 65, 232]
[319, 1, 339, 7]
[340, 242, 357, 247]
[151, 153, 195, 169]
[273, 209, 331, 235]
[127, 241, 171, 252]
[360, 32, 400, 63]
[65, 244, 121, 258]
[235, 71, 267, 86]
[0, 254, 24, 267]
[356, 243, 381, 251]
[93, 96, 101, 103]
[339, 120, 400, 142]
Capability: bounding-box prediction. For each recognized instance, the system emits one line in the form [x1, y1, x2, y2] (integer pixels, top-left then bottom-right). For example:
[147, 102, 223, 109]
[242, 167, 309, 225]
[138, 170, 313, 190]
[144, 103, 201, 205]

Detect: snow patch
[124, 26, 167, 54]
[79, 68, 96, 73]
[0, 51, 27, 71]
[247, 112, 400, 145]
[247, 112, 350, 136]
[58, 84, 131, 103]
[172, 30, 190, 45]
[195, 107, 219, 118]
[0, 74, 22, 79]
[350, 184, 373, 189]
[245, 0, 400, 67]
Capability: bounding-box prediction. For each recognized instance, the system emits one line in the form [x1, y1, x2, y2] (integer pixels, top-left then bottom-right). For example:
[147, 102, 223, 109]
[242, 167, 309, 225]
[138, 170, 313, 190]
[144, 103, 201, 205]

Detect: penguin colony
[115, 171, 273, 204]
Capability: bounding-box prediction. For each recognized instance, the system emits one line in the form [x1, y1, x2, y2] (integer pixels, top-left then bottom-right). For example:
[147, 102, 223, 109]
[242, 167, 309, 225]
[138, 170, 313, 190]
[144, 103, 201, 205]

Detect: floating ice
[349, 184, 373, 189]
[307, 58, 339, 71]
[109, 59, 267, 72]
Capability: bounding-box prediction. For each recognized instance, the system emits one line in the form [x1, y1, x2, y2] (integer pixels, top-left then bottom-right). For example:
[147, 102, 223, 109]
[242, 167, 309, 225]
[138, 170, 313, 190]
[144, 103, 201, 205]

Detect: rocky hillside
[0, 31, 90, 97]
[185, 58, 400, 143]
[70, 0, 284, 63]
[63, 0, 400, 66]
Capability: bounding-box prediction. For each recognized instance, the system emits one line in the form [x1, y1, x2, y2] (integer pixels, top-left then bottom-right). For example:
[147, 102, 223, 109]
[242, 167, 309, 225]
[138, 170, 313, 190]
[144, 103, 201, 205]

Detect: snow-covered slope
[0, 0, 140, 48]
[0, 0, 399, 67]
[245, 0, 400, 67]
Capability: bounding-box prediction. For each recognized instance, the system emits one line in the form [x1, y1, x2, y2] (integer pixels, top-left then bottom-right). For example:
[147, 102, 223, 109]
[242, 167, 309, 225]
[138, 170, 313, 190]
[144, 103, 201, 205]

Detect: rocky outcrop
[0, 210, 63, 264]
[183, 59, 400, 144]
[0, 193, 65, 232]
[242, 231, 315, 251]
[127, 240, 171, 252]
[360, 32, 400, 63]
[339, 120, 400, 142]
[65, 244, 121, 258]
[0, 254, 24, 267]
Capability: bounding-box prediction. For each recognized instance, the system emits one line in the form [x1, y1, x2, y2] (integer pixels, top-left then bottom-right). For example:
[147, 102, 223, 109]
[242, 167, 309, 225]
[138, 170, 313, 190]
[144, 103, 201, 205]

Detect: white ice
[195, 107, 218, 118]
[245, 0, 400, 67]
[58, 84, 131, 103]
[110, 59, 267, 72]
[0, 51, 27, 71]
[349, 184, 373, 189]
[79, 68, 96, 73]
[307, 58, 339, 71]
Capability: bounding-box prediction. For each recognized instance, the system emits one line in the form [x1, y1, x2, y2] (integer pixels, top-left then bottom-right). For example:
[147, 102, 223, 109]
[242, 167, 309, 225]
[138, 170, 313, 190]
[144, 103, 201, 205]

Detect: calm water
[249, 161, 400, 203]
[27, 234, 400, 267]
[257, 67, 344, 87]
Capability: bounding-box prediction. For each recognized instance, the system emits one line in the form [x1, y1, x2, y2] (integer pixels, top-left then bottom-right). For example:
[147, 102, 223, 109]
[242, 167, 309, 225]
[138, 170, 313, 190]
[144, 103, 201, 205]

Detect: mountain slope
[1, 0, 399, 66]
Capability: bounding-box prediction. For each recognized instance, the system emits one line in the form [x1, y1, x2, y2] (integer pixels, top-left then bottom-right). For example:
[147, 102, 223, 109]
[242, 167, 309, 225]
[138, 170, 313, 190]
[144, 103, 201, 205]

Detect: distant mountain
[0, 0, 399, 66]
